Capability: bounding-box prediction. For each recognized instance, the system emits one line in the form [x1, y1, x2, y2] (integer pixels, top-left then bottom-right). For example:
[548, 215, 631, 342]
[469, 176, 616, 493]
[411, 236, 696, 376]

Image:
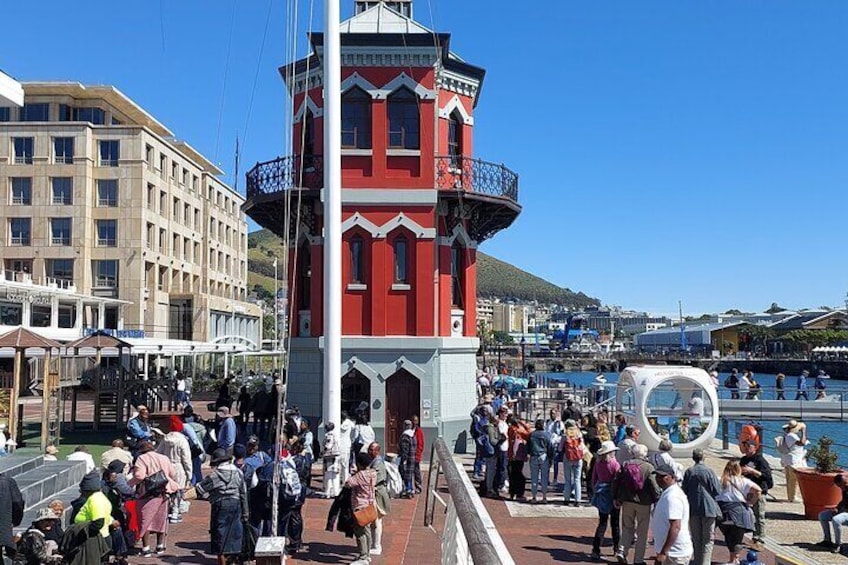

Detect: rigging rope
[214, 0, 239, 164]
[241, 0, 277, 155]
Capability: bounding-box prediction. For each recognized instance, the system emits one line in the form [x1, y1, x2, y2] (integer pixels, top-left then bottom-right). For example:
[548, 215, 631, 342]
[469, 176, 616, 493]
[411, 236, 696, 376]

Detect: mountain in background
[247, 229, 600, 308]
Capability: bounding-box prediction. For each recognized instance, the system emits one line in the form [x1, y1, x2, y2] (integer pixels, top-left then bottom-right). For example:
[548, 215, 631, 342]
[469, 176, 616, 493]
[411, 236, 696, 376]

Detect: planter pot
[795, 467, 842, 520]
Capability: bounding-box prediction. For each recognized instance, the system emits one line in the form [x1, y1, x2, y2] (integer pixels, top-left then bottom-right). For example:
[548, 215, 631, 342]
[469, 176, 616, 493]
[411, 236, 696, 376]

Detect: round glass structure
[615, 366, 718, 456]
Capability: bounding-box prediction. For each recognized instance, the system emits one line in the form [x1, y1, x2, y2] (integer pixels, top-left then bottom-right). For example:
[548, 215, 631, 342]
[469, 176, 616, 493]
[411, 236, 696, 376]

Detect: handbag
[142, 470, 168, 498]
[353, 503, 378, 527]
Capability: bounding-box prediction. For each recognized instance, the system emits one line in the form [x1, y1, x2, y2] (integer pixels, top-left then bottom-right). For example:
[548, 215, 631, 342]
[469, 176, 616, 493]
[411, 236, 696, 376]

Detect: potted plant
[795, 436, 843, 519]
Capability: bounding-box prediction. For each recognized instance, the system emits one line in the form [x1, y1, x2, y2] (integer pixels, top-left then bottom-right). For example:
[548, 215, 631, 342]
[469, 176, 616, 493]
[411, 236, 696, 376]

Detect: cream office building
[0, 82, 261, 345]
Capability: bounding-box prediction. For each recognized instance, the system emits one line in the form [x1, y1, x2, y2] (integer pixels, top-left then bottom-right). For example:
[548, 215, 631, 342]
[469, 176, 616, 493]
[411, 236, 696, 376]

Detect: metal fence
[424, 438, 515, 565]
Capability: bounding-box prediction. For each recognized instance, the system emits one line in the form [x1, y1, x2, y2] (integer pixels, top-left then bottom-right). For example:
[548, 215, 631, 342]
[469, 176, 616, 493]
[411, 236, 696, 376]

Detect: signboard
[83, 328, 145, 339]
[1, 290, 52, 304]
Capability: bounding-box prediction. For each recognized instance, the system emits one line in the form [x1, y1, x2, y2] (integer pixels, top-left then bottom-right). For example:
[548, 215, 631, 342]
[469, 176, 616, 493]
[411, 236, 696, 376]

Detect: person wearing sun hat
[590, 440, 620, 559]
[15, 507, 63, 564]
[778, 418, 808, 502]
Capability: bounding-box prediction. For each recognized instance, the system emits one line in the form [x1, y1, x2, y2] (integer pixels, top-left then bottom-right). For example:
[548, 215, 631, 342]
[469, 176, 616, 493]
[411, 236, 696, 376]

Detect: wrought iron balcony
[246, 153, 519, 203]
[246, 154, 324, 198]
[435, 155, 519, 202]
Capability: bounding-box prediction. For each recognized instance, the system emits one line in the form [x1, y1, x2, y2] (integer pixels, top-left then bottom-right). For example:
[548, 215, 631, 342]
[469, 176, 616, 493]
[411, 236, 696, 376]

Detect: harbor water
[542, 371, 848, 455]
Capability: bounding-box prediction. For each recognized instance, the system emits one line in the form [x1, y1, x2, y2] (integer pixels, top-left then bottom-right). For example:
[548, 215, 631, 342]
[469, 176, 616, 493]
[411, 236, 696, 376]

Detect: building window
[184, 237, 191, 262]
[194, 208, 200, 228]
[97, 179, 118, 207]
[393, 236, 408, 283]
[171, 162, 178, 179]
[387, 88, 420, 149]
[53, 137, 74, 164]
[52, 177, 73, 205]
[451, 244, 464, 308]
[57, 304, 76, 328]
[0, 302, 22, 325]
[9, 218, 31, 246]
[31, 305, 51, 328]
[47, 259, 74, 282]
[0, 108, 10, 122]
[20, 103, 49, 121]
[349, 235, 365, 284]
[341, 88, 372, 149]
[147, 184, 155, 209]
[11, 178, 32, 205]
[13, 137, 34, 164]
[159, 228, 167, 253]
[146, 223, 155, 249]
[60, 106, 105, 124]
[299, 242, 311, 310]
[448, 111, 463, 167]
[145, 144, 154, 165]
[181, 168, 188, 186]
[159, 154, 167, 176]
[184, 204, 191, 225]
[98, 140, 120, 166]
[192, 175, 198, 192]
[173, 198, 180, 221]
[50, 218, 72, 246]
[173, 234, 180, 258]
[303, 110, 316, 158]
[96, 220, 117, 247]
[93, 260, 119, 288]
[160, 191, 167, 215]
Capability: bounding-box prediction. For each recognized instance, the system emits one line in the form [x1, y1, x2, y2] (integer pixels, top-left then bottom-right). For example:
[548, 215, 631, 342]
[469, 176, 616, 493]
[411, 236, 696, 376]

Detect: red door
[385, 370, 420, 454]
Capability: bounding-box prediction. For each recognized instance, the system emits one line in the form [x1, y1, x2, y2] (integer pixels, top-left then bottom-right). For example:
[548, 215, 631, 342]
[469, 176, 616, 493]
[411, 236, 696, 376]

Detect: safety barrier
[424, 438, 515, 565]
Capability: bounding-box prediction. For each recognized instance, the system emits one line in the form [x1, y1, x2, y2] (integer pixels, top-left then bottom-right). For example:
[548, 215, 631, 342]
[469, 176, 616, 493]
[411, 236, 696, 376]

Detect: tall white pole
[323, 0, 342, 429]
[274, 257, 279, 371]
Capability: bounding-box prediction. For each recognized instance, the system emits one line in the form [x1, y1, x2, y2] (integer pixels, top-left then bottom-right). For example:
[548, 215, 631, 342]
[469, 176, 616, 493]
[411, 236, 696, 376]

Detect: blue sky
[3, 1, 847, 315]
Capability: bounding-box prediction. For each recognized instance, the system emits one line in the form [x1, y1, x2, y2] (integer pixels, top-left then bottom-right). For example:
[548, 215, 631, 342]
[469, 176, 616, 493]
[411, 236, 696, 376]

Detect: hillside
[247, 229, 599, 308]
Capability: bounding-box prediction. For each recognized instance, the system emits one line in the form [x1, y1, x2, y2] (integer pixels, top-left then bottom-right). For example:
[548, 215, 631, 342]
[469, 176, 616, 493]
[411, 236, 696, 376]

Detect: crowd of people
[723, 367, 832, 400]
[468, 379, 807, 564]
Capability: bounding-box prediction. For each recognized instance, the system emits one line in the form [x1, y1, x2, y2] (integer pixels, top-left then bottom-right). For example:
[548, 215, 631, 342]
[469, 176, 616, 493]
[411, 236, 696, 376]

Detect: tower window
[388, 88, 419, 150]
[393, 236, 408, 283]
[342, 88, 372, 149]
[299, 242, 311, 310]
[451, 244, 464, 309]
[350, 236, 365, 284]
[303, 110, 316, 158]
[448, 110, 463, 167]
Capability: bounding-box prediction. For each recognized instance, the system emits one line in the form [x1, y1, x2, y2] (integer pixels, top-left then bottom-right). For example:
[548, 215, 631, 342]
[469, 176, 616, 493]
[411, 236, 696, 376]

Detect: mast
[323, 0, 342, 428]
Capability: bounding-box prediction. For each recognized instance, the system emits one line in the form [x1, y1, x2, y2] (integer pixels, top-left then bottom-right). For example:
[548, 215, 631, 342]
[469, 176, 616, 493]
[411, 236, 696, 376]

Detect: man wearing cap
[796, 370, 809, 401]
[682, 448, 721, 565]
[127, 406, 153, 454]
[651, 463, 693, 565]
[778, 419, 807, 502]
[217, 407, 237, 457]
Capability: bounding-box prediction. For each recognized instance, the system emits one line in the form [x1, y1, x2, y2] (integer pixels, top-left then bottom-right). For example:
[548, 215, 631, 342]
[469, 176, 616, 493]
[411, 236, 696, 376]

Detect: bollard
[255, 537, 286, 564]
[722, 419, 729, 450]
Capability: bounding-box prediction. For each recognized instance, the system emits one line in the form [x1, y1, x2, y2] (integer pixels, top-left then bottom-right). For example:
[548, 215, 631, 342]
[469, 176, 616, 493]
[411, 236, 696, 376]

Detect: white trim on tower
[438, 94, 474, 125]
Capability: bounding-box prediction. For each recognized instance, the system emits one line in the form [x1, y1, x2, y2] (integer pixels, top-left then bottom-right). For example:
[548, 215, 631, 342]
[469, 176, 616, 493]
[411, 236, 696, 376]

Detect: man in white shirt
[67, 445, 96, 474]
[651, 463, 693, 565]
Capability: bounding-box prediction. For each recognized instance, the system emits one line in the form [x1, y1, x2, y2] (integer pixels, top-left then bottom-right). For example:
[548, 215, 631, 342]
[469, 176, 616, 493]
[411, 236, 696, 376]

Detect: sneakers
[140, 548, 153, 558]
[369, 545, 382, 555]
[155, 545, 166, 555]
[614, 552, 627, 564]
[815, 540, 836, 548]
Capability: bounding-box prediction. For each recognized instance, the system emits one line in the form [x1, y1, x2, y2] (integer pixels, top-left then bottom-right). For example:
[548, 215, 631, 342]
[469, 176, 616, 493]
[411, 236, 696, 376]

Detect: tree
[724, 309, 744, 315]
[765, 302, 787, 314]
[263, 313, 277, 342]
[491, 331, 514, 345]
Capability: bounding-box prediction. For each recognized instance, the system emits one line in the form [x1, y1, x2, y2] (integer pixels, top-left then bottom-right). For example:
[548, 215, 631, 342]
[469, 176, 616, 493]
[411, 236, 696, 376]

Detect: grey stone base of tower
[285, 336, 479, 458]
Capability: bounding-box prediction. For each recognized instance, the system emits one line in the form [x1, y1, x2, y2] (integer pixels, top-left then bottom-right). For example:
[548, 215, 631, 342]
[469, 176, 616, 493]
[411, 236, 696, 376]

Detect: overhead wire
[214, 0, 239, 164]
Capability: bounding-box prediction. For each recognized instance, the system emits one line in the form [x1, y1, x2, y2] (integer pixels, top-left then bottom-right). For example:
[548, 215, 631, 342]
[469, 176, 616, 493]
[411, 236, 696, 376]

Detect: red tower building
[245, 0, 520, 453]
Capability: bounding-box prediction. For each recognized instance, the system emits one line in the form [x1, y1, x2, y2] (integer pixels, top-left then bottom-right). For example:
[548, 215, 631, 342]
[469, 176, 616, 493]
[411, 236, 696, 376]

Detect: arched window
[298, 242, 311, 310]
[451, 243, 464, 308]
[388, 87, 419, 150]
[303, 109, 315, 158]
[342, 87, 372, 149]
[447, 110, 463, 167]
[350, 235, 365, 284]
[393, 236, 408, 283]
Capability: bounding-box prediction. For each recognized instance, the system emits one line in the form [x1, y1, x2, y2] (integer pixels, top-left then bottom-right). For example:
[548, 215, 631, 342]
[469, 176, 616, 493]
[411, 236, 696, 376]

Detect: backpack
[622, 461, 645, 491]
[563, 434, 583, 462]
[384, 461, 403, 498]
[476, 433, 495, 457]
[470, 413, 485, 439]
[278, 459, 302, 503]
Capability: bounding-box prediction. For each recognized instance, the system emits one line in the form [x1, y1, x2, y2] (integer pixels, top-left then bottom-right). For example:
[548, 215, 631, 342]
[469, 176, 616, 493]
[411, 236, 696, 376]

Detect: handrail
[424, 438, 515, 565]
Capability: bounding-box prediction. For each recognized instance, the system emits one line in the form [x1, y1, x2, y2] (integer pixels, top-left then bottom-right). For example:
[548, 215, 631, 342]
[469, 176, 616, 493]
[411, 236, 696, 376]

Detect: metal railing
[424, 438, 515, 565]
[245, 153, 520, 204]
[246, 154, 324, 197]
[435, 155, 519, 201]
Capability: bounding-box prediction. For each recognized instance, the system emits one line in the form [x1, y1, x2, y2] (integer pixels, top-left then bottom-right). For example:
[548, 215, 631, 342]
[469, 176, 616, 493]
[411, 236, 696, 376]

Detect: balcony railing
[435, 155, 519, 202]
[246, 154, 520, 203]
[246, 155, 324, 197]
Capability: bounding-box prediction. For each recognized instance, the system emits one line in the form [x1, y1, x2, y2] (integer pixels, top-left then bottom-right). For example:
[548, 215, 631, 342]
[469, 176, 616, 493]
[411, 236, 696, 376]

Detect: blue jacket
[798, 375, 808, 391]
[181, 424, 202, 451]
[127, 417, 152, 441]
[218, 417, 237, 449]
